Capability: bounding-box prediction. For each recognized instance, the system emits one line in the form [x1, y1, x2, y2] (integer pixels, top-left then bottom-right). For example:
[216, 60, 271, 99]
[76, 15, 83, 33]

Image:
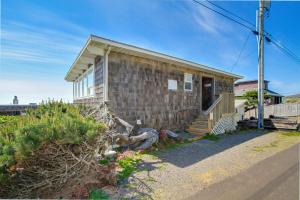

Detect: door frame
[201, 75, 215, 111]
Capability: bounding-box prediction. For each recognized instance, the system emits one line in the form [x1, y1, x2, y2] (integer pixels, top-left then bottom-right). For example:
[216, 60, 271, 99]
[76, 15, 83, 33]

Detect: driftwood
[109, 116, 159, 150]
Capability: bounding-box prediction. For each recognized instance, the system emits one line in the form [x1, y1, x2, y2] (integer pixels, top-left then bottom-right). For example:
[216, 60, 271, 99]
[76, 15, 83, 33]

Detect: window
[74, 67, 94, 99]
[74, 82, 77, 98]
[83, 77, 88, 97]
[87, 70, 94, 96]
[184, 73, 192, 91]
[168, 80, 177, 90]
[80, 79, 84, 97]
[77, 81, 80, 98]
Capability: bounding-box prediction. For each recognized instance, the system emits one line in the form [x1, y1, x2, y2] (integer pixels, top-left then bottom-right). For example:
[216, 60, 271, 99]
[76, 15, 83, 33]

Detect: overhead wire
[192, 0, 300, 65]
[230, 32, 252, 72]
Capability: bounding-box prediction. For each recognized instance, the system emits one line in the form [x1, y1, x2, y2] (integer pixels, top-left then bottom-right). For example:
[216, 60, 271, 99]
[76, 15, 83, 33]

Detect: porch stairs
[186, 114, 209, 136]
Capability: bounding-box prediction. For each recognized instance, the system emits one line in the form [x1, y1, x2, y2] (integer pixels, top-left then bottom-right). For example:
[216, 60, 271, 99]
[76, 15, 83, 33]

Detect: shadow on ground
[154, 130, 270, 168]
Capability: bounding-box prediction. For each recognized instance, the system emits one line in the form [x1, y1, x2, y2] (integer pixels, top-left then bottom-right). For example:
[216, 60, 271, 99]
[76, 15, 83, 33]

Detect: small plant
[253, 141, 279, 152]
[281, 131, 300, 137]
[117, 155, 141, 181]
[88, 188, 109, 200]
[98, 159, 110, 165]
[202, 134, 220, 141]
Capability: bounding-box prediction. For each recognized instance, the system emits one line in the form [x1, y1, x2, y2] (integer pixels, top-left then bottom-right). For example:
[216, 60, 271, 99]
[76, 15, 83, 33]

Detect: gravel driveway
[116, 130, 300, 200]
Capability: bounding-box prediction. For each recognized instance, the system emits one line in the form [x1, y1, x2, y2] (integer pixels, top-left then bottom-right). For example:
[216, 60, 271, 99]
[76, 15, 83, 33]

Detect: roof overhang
[65, 35, 243, 82]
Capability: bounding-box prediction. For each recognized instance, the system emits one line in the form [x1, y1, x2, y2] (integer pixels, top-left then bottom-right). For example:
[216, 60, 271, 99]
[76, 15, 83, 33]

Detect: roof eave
[65, 35, 243, 81]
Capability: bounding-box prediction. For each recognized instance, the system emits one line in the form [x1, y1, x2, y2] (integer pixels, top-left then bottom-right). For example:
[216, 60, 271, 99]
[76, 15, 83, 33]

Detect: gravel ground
[115, 130, 300, 200]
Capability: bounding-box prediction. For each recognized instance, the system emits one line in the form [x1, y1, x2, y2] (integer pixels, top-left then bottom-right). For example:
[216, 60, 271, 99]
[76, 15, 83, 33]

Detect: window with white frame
[87, 70, 94, 96]
[184, 73, 193, 91]
[74, 82, 77, 98]
[74, 67, 94, 99]
[168, 80, 177, 90]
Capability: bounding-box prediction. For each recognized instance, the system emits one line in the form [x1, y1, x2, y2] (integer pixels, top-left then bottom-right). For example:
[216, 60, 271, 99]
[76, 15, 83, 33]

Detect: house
[65, 35, 242, 134]
[234, 80, 283, 105]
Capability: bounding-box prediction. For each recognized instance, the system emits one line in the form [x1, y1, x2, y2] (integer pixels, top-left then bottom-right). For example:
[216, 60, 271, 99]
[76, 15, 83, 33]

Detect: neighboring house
[65, 35, 242, 134]
[234, 80, 283, 105]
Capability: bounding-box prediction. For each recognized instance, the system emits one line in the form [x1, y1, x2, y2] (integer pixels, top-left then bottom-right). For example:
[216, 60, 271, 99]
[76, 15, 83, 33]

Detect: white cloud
[189, 3, 234, 35]
[1, 20, 85, 64]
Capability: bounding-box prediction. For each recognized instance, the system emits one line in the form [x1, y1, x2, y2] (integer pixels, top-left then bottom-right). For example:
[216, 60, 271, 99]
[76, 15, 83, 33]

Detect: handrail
[205, 92, 234, 132]
[204, 94, 223, 116]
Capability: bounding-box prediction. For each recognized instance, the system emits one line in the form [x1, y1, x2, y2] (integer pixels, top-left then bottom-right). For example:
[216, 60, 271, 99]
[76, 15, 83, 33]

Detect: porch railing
[204, 92, 235, 132]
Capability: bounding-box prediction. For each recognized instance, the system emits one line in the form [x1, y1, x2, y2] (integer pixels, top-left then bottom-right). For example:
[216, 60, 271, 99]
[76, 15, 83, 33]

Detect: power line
[231, 32, 251, 72]
[206, 0, 256, 28]
[192, 0, 300, 65]
[269, 39, 300, 63]
[192, 0, 255, 32]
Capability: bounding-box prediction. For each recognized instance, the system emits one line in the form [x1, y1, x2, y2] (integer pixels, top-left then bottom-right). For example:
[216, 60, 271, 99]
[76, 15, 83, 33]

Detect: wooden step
[189, 125, 208, 129]
[187, 127, 209, 132]
[186, 129, 208, 136]
[192, 122, 208, 126]
[192, 120, 208, 124]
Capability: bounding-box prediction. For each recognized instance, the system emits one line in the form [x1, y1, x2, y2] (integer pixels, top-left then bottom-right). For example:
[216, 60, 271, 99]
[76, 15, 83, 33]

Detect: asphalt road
[188, 143, 300, 200]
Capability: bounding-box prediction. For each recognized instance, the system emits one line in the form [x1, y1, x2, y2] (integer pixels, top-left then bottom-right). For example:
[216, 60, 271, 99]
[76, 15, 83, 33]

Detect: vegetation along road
[116, 130, 300, 199]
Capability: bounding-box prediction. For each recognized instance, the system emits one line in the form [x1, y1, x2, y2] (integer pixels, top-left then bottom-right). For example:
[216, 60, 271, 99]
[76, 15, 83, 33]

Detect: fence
[244, 103, 300, 119]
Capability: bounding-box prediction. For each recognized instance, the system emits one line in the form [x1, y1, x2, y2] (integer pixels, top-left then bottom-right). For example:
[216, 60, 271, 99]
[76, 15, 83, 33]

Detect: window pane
[87, 70, 94, 88]
[78, 81, 81, 97]
[184, 73, 192, 82]
[81, 79, 84, 97]
[74, 82, 77, 98]
[185, 82, 192, 90]
[84, 78, 86, 96]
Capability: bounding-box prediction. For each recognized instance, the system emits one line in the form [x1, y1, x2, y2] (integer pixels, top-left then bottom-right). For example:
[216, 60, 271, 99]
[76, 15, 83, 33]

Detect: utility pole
[257, 0, 265, 129]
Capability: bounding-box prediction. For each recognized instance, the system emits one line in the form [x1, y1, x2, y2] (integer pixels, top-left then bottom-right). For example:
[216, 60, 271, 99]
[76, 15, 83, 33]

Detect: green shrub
[0, 101, 106, 183]
[88, 188, 109, 200]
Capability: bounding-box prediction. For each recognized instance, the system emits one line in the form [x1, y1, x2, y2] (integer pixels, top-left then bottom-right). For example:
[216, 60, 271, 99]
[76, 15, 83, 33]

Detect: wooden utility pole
[257, 0, 265, 129]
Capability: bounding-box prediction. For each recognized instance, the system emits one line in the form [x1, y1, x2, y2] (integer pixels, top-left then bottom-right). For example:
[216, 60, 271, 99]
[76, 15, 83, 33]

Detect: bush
[0, 101, 106, 183]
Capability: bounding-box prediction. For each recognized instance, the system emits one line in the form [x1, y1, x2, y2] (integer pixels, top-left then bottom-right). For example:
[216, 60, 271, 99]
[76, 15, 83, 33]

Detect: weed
[117, 155, 141, 181]
[253, 141, 279, 152]
[281, 131, 300, 137]
[99, 159, 109, 165]
[88, 188, 109, 200]
[202, 134, 220, 141]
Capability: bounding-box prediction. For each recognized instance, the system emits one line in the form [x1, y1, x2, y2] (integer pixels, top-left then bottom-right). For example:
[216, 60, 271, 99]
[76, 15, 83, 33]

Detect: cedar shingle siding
[74, 51, 234, 129]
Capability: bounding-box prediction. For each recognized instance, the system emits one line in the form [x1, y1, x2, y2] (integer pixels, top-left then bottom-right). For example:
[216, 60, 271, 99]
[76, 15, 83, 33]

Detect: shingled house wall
[107, 51, 234, 130]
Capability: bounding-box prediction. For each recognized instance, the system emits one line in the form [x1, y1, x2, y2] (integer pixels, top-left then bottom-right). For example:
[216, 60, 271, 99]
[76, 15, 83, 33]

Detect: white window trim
[74, 66, 95, 100]
[184, 73, 193, 91]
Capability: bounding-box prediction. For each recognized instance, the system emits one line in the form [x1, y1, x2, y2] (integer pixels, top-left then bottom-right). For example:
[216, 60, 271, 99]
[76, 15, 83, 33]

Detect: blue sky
[1, 0, 300, 104]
